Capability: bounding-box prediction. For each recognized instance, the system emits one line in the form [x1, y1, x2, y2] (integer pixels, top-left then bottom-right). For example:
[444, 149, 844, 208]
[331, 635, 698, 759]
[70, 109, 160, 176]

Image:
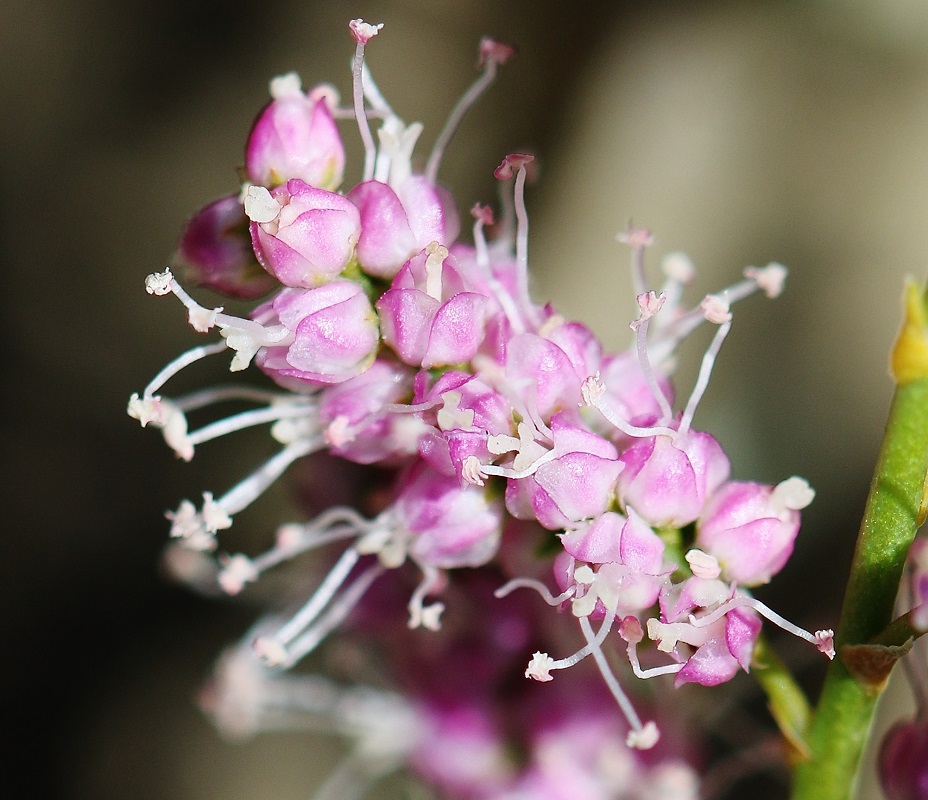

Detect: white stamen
[701, 294, 732, 325]
[407, 565, 446, 630]
[423, 242, 448, 301]
[269, 72, 302, 99]
[145, 270, 173, 295]
[359, 62, 393, 116]
[772, 476, 815, 511]
[677, 316, 732, 437]
[425, 41, 508, 184]
[187, 304, 222, 333]
[215, 436, 321, 518]
[626, 721, 661, 750]
[630, 303, 675, 422]
[186, 398, 316, 449]
[436, 392, 474, 431]
[348, 19, 382, 44]
[744, 263, 788, 298]
[127, 393, 163, 427]
[374, 117, 423, 186]
[273, 547, 361, 649]
[617, 225, 655, 298]
[218, 554, 258, 595]
[349, 21, 382, 182]
[202, 492, 233, 531]
[461, 456, 486, 487]
[494, 577, 576, 607]
[578, 615, 655, 749]
[512, 162, 536, 329]
[142, 341, 229, 399]
[280, 564, 385, 668]
[479, 447, 559, 481]
[646, 618, 713, 653]
[470, 210, 526, 335]
[662, 251, 695, 284]
[687, 595, 836, 659]
[525, 652, 555, 681]
[531, 610, 618, 678]
[581, 374, 678, 440]
[243, 185, 282, 225]
[144, 270, 289, 373]
[633, 290, 666, 324]
[685, 549, 721, 580]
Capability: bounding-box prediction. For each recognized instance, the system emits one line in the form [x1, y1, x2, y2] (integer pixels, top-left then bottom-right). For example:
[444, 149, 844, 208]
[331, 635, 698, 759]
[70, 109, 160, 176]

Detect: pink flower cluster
[130, 20, 833, 798]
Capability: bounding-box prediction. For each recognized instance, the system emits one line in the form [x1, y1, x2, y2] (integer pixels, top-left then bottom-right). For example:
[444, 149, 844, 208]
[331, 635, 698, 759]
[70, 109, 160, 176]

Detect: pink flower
[245, 180, 361, 288]
[245, 73, 345, 190]
[672, 608, 762, 687]
[504, 333, 586, 421]
[505, 413, 623, 531]
[377, 243, 489, 368]
[317, 358, 418, 464]
[348, 178, 460, 279]
[696, 477, 814, 586]
[395, 460, 504, 569]
[254, 280, 379, 387]
[173, 194, 277, 299]
[617, 431, 730, 528]
[880, 720, 928, 800]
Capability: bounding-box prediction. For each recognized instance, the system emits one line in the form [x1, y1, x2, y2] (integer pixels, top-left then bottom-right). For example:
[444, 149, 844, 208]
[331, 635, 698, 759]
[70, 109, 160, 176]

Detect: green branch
[790, 279, 928, 800]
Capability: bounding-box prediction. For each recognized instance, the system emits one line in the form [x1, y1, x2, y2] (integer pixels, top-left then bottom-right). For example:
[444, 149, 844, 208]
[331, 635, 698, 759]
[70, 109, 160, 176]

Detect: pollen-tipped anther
[348, 19, 383, 44]
[685, 549, 722, 580]
[815, 629, 836, 660]
[525, 652, 555, 681]
[626, 721, 660, 750]
[745, 262, 788, 298]
[494, 153, 534, 180]
[772, 476, 816, 512]
[478, 37, 516, 68]
[701, 294, 732, 325]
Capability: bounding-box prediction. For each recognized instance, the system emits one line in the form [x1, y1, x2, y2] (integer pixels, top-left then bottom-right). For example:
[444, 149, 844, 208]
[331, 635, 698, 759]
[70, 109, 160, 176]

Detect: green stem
[790, 280, 928, 800]
[753, 636, 812, 761]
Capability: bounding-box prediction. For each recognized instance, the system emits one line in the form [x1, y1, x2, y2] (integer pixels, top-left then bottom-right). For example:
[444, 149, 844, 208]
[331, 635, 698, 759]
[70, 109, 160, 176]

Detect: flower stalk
[791, 278, 928, 800]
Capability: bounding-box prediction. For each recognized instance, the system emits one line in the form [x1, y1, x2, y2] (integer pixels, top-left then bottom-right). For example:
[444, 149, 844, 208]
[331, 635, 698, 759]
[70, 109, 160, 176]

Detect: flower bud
[377, 244, 489, 368]
[395, 460, 504, 569]
[505, 415, 623, 530]
[245, 73, 345, 189]
[348, 178, 459, 279]
[254, 281, 379, 387]
[696, 480, 806, 586]
[879, 719, 928, 800]
[246, 180, 361, 288]
[173, 194, 277, 299]
[617, 432, 730, 528]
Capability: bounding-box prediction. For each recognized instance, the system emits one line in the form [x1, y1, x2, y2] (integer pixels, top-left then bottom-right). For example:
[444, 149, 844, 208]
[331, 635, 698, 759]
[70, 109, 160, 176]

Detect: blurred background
[3, 0, 928, 797]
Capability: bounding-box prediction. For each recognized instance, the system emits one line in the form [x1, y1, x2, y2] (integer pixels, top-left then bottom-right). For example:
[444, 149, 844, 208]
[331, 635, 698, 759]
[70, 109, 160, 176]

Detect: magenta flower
[173, 194, 277, 299]
[504, 413, 623, 531]
[245, 179, 361, 288]
[880, 721, 928, 800]
[616, 431, 731, 528]
[395, 459, 504, 570]
[245, 73, 345, 190]
[696, 476, 815, 586]
[348, 178, 460, 279]
[377, 242, 489, 368]
[254, 280, 379, 387]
